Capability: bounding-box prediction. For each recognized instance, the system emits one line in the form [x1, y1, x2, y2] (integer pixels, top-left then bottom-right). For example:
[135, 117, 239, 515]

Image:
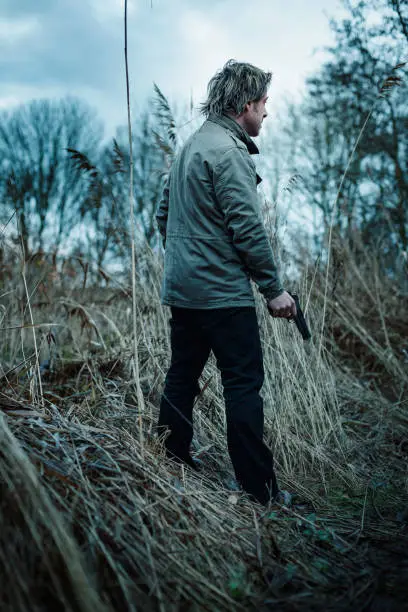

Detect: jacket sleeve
[213, 147, 284, 301]
[155, 174, 170, 248]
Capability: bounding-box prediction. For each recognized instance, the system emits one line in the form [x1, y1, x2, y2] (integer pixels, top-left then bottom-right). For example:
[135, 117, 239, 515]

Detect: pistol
[289, 293, 311, 340]
[268, 293, 312, 341]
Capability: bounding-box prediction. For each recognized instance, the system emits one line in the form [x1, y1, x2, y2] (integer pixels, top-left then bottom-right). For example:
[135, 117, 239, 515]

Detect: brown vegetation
[0, 238, 407, 611]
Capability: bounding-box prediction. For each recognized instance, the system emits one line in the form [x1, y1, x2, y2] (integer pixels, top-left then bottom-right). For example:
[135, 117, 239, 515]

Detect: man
[155, 59, 296, 506]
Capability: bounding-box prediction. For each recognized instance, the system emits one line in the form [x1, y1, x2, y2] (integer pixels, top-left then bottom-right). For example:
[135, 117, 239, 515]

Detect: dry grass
[0, 243, 407, 611]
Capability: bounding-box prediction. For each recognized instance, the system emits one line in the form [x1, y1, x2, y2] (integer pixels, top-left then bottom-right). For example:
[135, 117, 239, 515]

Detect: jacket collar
[208, 113, 259, 155]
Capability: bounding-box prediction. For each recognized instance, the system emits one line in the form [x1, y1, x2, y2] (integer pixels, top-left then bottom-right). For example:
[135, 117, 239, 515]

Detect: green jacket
[155, 113, 284, 308]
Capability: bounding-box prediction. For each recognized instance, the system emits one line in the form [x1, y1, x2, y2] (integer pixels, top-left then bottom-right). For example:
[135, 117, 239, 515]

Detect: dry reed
[0, 242, 407, 611]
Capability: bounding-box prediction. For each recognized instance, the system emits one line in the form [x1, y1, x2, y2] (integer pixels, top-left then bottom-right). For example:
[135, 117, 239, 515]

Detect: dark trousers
[158, 306, 279, 505]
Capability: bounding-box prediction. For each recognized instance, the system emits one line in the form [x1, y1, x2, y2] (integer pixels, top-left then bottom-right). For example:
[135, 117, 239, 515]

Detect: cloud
[0, 16, 40, 45]
[0, 0, 54, 17]
[0, 1, 124, 101]
[179, 9, 226, 45]
[0, 0, 341, 135]
[89, 0, 138, 25]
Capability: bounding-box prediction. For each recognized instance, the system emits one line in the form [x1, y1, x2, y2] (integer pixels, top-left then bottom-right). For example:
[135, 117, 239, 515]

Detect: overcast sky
[1, 0, 347, 137]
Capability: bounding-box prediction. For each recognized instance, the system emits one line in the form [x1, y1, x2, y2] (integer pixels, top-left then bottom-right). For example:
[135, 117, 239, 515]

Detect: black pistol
[289, 293, 311, 341]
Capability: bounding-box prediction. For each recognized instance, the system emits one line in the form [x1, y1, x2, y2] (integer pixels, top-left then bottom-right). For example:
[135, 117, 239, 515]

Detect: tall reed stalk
[15, 216, 44, 408]
[124, 0, 146, 456]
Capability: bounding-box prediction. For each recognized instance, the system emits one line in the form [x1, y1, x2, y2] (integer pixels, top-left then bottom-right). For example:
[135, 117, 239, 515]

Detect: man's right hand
[267, 291, 297, 319]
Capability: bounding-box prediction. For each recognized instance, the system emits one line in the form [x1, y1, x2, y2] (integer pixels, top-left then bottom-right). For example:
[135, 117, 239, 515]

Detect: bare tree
[0, 97, 103, 256]
[66, 98, 172, 270]
[277, 0, 407, 265]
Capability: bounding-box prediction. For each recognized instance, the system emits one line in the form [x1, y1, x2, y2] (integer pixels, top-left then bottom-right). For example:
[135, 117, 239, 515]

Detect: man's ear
[238, 102, 251, 118]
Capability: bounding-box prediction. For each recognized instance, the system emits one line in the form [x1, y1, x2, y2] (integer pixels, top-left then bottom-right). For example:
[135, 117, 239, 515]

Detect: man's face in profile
[243, 94, 269, 137]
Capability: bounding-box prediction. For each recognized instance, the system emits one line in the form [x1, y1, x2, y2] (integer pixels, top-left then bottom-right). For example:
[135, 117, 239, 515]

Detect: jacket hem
[161, 298, 256, 309]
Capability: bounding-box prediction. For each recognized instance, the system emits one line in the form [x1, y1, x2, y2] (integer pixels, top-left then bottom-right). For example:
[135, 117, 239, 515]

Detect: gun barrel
[290, 294, 312, 341]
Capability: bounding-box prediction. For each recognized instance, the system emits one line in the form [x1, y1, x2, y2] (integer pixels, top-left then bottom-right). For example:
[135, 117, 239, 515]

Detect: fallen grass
[0, 246, 407, 611]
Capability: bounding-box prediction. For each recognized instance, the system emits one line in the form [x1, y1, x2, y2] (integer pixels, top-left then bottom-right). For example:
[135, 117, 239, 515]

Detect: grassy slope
[0, 249, 407, 611]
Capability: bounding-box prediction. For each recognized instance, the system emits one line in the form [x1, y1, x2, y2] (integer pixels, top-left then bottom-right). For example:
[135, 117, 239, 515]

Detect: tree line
[0, 0, 406, 280]
[279, 0, 407, 273]
[0, 95, 169, 268]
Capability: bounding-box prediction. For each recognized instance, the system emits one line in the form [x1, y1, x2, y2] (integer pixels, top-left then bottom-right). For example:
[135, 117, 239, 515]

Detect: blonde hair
[200, 59, 272, 117]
